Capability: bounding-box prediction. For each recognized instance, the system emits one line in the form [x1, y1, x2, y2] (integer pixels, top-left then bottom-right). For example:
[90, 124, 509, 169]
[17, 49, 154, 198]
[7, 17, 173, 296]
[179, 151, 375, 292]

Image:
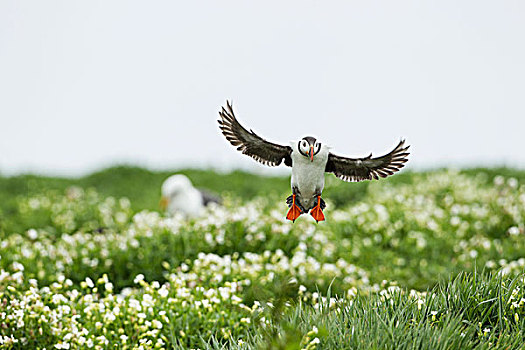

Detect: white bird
[160, 174, 219, 218]
[218, 101, 410, 222]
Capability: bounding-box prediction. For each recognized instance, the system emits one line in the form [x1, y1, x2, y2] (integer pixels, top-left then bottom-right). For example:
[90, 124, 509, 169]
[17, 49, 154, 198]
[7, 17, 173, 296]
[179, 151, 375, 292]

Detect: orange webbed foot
[286, 194, 303, 222]
[310, 195, 325, 223]
[286, 205, 302, 222]
[310, 206, 325, 222]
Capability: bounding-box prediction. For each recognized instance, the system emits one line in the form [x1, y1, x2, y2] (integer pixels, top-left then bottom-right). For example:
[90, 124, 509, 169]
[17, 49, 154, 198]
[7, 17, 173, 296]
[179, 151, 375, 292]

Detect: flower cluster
[0, 267, 255, 349]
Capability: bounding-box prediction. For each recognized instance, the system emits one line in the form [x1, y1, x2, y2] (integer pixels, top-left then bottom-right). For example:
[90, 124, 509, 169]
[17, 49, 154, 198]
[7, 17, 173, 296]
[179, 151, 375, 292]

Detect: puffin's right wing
[218, 101, 292, 167]
[325, 139, 410, 182]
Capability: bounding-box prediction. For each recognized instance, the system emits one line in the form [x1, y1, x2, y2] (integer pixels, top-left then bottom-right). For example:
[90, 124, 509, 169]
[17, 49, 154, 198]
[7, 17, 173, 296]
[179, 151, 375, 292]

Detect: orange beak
[309, 146, 314, 162]
[159, 196, 169, 211]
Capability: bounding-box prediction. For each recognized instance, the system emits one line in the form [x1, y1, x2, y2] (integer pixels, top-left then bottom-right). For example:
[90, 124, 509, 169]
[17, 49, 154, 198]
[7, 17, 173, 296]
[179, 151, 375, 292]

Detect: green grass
[0, 166, 289, 213]
[237, 272, 525, 350]
[0, 166, 524, 349]
[1, 165, 521, 230]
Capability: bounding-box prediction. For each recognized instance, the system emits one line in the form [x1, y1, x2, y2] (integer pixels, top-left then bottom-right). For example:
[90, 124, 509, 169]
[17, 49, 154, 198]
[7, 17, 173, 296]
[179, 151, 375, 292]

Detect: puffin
[218, 101, 410, 222]
[160, 174, 220, 217]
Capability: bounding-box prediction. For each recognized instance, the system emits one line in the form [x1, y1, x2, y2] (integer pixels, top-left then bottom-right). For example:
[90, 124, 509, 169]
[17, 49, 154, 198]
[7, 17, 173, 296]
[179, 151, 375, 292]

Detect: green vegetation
[0, 166, 524, 349]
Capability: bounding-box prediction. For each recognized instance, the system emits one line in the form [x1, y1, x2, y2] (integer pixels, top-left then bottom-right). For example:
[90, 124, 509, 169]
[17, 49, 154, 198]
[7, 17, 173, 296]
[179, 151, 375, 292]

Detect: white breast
[290, 142, 329, 209]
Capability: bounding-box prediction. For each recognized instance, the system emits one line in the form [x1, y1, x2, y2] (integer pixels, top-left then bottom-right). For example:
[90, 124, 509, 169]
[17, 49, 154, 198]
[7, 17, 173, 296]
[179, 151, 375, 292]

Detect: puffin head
[298, 136, 322, 162]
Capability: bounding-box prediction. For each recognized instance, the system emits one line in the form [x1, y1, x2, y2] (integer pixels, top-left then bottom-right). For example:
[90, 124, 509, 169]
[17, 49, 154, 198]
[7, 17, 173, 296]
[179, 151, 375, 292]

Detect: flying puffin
[160, 174, 221, 217]
[218, 101, 410, 223]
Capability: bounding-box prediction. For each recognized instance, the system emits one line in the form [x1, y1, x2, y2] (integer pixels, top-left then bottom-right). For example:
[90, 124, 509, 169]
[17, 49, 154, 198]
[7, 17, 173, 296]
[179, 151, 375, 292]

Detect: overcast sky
[1, 1, 524, 176]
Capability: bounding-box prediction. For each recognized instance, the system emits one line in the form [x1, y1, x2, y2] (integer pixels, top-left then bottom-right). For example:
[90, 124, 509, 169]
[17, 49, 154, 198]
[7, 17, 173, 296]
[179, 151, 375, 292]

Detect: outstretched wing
[325, 139, 410, 182]
[218, 101, 292, 167]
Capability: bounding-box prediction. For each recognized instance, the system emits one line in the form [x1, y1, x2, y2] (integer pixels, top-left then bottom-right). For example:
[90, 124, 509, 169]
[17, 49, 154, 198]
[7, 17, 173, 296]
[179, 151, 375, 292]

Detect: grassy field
[0, 166, 524, 349]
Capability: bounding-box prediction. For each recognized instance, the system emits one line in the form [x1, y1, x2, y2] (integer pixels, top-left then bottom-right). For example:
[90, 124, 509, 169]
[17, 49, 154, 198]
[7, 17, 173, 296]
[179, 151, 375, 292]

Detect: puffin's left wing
[218, 101, 292, 167]
[325, 139, 410, 182]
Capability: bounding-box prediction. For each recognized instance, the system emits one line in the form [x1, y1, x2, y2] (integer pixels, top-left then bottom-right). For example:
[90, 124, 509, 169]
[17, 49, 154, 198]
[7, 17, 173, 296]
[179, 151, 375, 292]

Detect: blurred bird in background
[160, 174, 221, 217]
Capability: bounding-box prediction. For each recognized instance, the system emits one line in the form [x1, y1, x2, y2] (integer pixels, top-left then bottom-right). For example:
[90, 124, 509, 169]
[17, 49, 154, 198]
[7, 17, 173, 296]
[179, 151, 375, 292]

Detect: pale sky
[1, 1, 524, 176]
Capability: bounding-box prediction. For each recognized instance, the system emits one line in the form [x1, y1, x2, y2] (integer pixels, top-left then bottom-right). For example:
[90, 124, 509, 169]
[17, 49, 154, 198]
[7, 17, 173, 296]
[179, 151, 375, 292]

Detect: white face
[299, 139, 309, 154]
